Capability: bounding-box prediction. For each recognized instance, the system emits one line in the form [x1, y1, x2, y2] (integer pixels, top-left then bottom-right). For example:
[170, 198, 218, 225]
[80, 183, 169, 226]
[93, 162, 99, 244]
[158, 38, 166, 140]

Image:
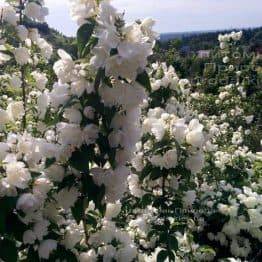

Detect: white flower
[132, 152, 144, 172]
[37, 92, 50, 119]
[150, 154, 165, 169]
[33, 178, 52, 198]
[92, 166, 130, 203]
[6, 101, 25, 121]
[172, 119, 187, 144]
[128, 174, 144, 198]
[36, 38, 53, 59]
[6, 161, 31, 189]
[16, 25, 28, 41]
[231, 31, 242, 41]
[108, 130, 124, 148]
[57, 122, 83, 146]
[9, 75, 22, 89]
[54, 187, 79, 210]
[79, 249, 97, 262]
[182, 190, 196, 207]
[61, 222, 83, 250]
[223, 56, 230, 64]
[151, 119, 166, 141]
[16, 193, 39, 213]
[0, 109, 10, 125]
[49, 82, 70, 109]
[71, 79, 94, 97]
[0, 51, 11, 64]
[28, 28, 40, 42]
[63, 108, 82, 124]
[13, 47, 30, 65]
[105, 202, 122, 219]
[25, 2, 48, 22]
[232, 131, 243, 145]
[45, 164, 65, 183]
[245, 115, 254, 124]
[186, 119, 205, 148]
[98, 245, 116, 261]
[230, 237, 251, 258]
[83, 106, 95, 119]
[38, 240, 57, 260]
[31, 71, 48, 90]
[0, 142, 9, 161]
[33, 220, 50, 241]
[185, 152, 205, 174]
[83, 124, 99, 145]
[70, 0, 98, 26]
[23, 230, 37, 244]
[53, 49, 75, 83]
[2, 5, 18, 25]
[115, 245, 137, 262]
[163, 149, 178, 169]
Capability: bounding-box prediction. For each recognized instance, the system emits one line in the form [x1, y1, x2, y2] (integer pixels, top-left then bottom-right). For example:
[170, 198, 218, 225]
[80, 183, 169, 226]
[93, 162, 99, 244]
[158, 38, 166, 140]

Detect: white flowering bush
[0, 1, 261, 261]
[187, 32, 262, 260]
[119, 62, 217, 261]
[0, 0, 156, 261]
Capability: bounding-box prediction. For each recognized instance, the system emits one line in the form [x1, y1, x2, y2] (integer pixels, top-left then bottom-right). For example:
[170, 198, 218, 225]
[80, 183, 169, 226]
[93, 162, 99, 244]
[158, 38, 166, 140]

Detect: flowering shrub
[0, 1, 261, 261]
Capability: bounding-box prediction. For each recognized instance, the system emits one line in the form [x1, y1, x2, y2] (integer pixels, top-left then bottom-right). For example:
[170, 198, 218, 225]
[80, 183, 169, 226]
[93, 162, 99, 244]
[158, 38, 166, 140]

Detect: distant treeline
[159, 27, 262, 52]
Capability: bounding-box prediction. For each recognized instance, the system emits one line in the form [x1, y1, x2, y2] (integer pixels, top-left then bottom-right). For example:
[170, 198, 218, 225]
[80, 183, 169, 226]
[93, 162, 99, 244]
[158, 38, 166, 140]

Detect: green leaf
[69, 144, 94, 172]
[150, 167, 162, 180]
[77, 19, 96, 58]
[0, 239, 18, 262]
[148, 229, 157, 239]
[25, 247, 40, 262]
[86, 213, 98, 227]
[81, 174, 106, 214]
[168, 235, 179, 251]
[136, 71, 152, 92]
[71, 198, 84, 224]
[159, 232, 168, 244]
[81, 37, 98, 57]
[157, 250, 168, 262]
[140, 193, 153, 207]
[45, 157, 56, 168]
[139, 163, 152, 181]
[0, 197, 17, 233]
[6, 212, 27, 242]
[58, 175, 77, 190]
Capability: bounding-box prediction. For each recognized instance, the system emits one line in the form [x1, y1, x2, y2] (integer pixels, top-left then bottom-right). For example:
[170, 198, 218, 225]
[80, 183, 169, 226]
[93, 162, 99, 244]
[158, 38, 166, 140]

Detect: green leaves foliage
[0, 197, 17, 233]
[77, 19, 96, 58]
[0, 239, 18, 262]
[136, 71, 152, 92]
[157, 250, 169, 262]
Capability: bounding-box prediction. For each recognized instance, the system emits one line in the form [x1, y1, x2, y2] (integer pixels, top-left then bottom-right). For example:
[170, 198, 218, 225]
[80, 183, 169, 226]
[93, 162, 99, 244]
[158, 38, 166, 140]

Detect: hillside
[159, 27, 262, 51]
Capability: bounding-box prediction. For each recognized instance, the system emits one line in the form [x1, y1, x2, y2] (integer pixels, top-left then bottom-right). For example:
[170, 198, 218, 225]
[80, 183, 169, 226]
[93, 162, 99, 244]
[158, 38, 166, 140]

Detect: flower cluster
[0, 0, 156, 260]
[0, 1, 261, 260]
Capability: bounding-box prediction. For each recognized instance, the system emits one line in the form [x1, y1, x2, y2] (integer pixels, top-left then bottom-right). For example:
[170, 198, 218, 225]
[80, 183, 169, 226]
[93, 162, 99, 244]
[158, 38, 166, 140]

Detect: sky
[45, 0, 262, 36]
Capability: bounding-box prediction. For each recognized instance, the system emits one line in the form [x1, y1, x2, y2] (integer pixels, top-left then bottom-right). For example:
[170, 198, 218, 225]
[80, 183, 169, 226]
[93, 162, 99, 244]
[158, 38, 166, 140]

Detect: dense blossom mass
[0, 0, 261, 261]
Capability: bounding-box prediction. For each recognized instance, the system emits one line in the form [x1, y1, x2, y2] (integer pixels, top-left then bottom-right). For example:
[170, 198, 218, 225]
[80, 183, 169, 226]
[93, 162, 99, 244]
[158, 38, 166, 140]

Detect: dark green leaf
[77, 19, 96, 58]
[0, 197, 17, 233]
[136, 71, 152, 92]
[86, 213, 98, 227]
[140, 193, 153, 207]
[157, 250, 168, 262]
[69, 144, 94, 172]
[168, 235, 179, 251]
[0, 239, 18, 262]
[71, 198, 84, 224]
[81, 37, 98, 57]
[45, 157, 56, 168]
